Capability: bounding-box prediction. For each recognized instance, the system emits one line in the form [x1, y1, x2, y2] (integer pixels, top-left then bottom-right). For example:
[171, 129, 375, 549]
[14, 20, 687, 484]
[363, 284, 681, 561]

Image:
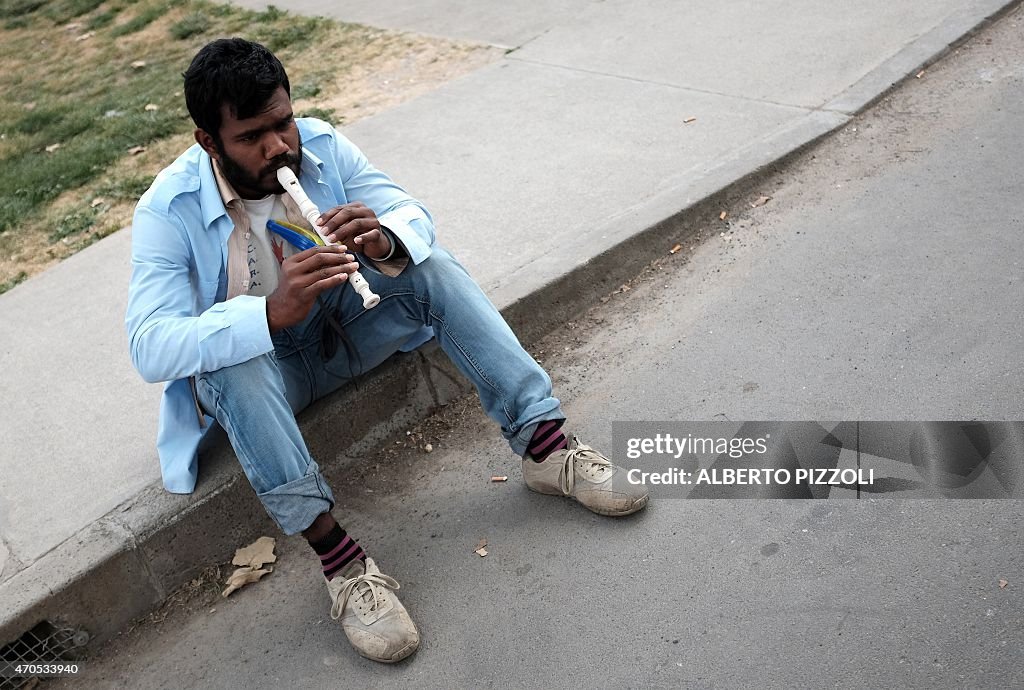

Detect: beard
[216, 140, 303, 199]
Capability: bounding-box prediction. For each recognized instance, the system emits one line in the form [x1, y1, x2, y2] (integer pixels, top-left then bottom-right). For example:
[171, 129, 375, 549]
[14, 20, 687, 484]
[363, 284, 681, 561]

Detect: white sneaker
[522, 436, 649, 516]
[326, 558, 420, 663]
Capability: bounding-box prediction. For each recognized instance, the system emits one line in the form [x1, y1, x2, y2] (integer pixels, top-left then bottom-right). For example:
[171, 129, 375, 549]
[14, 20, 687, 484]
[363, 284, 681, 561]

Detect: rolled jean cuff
[508, 404, 566, 457]
[257, 460, 336, 535]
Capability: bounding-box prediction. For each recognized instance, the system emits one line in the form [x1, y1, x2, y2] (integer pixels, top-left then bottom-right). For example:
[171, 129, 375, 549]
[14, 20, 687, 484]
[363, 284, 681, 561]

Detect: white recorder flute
[276, 167, 381, 309]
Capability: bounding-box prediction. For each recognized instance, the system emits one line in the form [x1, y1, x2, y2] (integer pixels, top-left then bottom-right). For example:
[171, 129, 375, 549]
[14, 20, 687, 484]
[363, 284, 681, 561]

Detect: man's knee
[196, 353, 283, 412]
[407, 245, 469, 288]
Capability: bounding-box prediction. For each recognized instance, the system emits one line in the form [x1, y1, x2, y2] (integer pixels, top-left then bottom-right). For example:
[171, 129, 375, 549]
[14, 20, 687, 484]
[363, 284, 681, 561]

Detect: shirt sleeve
[126, 204, 274, 384]
[331, 129, 436, 265]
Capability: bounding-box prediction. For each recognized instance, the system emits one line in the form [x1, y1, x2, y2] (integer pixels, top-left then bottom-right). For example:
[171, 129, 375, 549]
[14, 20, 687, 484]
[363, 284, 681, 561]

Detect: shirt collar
[211, 158, 243, 209]
[198, 149, 230, 229]
[199, 133, 327, 229]
[300, 143, 325, 175]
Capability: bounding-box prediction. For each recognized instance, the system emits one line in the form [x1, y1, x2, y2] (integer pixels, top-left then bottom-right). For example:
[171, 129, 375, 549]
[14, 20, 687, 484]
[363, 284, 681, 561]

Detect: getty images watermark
[625, 433, 873, 488]
[611, 421, 1024, 499]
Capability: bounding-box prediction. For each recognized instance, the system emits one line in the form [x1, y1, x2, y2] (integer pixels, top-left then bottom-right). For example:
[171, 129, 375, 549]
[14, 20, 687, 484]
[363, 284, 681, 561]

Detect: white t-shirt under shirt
[240, 194, 297, 297]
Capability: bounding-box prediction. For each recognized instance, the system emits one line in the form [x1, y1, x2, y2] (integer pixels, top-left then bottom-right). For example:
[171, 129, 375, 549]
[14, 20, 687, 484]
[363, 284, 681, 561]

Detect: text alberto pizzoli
[624, 434, 874, 486]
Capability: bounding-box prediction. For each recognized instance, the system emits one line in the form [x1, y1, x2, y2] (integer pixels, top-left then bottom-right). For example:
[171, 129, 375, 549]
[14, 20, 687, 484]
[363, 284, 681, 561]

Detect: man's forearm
[130, 296, 274, 383]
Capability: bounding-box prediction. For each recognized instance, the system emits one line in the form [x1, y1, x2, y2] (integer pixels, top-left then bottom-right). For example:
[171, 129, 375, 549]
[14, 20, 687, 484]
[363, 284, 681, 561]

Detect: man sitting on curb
[125, 38, 648, 664]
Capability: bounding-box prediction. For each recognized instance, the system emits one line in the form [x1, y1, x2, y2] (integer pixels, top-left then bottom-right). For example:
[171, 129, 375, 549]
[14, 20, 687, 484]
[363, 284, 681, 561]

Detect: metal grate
[0, 622, 88, 689]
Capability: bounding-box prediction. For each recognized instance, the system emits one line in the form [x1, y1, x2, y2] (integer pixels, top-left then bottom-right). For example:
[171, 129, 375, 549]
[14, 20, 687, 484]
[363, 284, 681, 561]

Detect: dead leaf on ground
[474, 538, 488, 557]
[221, 566, 273, 597]
[128, 145, 147, 155]
[669, 244, 682, 254]
[232, 536, 277, 569]
[999, 579, 1009, 589]
[750, 195, 771, 208]
[44, 143, 61, 153]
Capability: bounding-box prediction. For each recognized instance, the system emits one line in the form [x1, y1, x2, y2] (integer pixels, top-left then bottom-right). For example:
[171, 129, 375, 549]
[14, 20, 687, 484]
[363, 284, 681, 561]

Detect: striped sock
[527, 419, 569, 462]
[310, 523, 366, 581]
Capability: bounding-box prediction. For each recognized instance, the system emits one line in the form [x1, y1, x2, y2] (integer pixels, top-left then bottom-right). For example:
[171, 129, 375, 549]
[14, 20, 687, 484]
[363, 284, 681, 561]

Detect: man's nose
[265, 132, 289, 159]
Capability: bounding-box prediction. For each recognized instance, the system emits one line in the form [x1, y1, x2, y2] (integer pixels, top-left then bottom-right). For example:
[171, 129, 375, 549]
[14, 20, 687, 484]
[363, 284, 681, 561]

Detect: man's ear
[194, 128, 220, 160]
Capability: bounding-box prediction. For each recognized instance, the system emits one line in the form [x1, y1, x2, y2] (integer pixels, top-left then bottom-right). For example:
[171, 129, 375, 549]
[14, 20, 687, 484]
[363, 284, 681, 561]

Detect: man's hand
[318, 202, 393, 260]
[266, 245, 358, 332]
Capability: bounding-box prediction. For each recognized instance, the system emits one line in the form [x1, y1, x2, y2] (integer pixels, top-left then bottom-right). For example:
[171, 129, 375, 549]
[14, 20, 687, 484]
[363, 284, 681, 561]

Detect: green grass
[86, 8, 118, 29]
[292, 78, 323, 100]
[43, 0, 107, 23]
[297, 106, 338, 122]
[96, 173, 156, 200]
[254, 4, 283, 22]
[169, 10, 205, 39]
[0, 85, 186, 233]
[0, 270, 28, 294]
[0, 0, 45, 19]
[109, 2, 167, 36]
[51, 209, 98, 240]
[256, 15, 325, 51]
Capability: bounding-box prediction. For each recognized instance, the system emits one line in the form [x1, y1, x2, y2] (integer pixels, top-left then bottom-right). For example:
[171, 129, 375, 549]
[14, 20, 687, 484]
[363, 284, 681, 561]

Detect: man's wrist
[265, 296, 281, 333]
[370, 226, 401, 261]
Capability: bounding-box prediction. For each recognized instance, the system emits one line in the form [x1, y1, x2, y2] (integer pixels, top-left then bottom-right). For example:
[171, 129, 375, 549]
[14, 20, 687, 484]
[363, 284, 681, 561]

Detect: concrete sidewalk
[0, 0, 1017, 656]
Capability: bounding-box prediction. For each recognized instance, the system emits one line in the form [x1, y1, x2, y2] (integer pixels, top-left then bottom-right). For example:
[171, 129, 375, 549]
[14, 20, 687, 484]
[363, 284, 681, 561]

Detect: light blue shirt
[126, 118, 436, 493]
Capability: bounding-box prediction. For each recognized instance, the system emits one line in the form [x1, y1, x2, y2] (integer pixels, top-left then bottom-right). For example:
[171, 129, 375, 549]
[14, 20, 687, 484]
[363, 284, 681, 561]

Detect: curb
[0, 344, 473, 659]
[1, 0, 1019, 659]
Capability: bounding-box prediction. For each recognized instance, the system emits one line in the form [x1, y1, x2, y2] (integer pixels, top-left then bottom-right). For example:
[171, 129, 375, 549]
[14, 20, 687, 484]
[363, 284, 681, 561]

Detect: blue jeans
[196, 245, 564, 535]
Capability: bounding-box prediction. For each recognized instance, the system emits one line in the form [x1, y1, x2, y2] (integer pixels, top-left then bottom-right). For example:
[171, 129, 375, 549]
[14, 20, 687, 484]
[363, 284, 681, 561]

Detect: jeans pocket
[273, 320, 304, 355]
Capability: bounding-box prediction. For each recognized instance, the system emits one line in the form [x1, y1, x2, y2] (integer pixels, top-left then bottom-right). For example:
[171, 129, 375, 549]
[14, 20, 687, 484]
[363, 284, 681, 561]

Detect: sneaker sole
[588, 493, 649, 517]
[358, 638, 420, 664]
[527, 483, 650, 517]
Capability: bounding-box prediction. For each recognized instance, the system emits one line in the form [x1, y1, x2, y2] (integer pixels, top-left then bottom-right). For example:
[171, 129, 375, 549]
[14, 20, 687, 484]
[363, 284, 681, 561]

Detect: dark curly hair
[183, 38, 291, 142]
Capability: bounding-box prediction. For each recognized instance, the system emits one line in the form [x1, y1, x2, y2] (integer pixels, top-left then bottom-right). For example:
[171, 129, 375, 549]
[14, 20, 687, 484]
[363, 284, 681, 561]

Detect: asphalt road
[49, 10, 1023, 690]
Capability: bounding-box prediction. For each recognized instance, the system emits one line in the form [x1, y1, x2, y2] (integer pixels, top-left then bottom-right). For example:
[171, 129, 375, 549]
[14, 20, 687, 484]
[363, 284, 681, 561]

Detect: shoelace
[331, 570, 401, 620]
[558, 442, 613, 495]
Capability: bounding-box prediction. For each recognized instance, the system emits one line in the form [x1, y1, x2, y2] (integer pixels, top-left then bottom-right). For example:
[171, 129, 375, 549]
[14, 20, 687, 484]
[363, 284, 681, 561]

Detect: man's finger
[352, 228, 381, 246]
[317, 206, 346, 226]
[318, 203, 371, 228]
[309, 267, 352, 294]
[321, 210, 360, 235]
[290, 255, 355, 286]
[287, 254, 345, 282]
[294, 249, 354, 271]
[296, 263, 353, 289]
[289, 244, 347, 262]
[327, 218, 379, 244]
